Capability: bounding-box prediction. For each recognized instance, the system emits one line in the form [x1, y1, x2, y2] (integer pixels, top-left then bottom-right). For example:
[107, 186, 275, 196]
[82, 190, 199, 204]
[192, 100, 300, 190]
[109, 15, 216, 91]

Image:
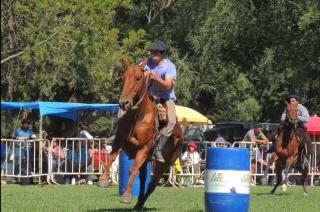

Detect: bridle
[131, 66, 150, 110]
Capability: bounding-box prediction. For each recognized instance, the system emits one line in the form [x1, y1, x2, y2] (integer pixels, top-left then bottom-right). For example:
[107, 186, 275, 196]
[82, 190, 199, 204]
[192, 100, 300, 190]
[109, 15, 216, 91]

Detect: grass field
[1, 184, 320, 212]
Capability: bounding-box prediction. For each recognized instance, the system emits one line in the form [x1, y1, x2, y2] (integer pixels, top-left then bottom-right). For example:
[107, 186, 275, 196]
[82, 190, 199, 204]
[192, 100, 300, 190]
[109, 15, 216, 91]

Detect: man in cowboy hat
[268, 94, 312, 155]
[280, 94, 313, 155]
[143, 40, 177, 163]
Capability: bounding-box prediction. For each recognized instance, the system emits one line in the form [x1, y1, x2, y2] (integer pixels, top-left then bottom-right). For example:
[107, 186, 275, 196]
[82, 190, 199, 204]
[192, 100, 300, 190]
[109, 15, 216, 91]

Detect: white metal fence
[1, 139, 319, 187]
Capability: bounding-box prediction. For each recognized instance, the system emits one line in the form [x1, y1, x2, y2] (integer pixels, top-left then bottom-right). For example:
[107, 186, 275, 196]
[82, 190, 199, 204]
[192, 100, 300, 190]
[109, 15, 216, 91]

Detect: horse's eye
[135, 76, 141, 82]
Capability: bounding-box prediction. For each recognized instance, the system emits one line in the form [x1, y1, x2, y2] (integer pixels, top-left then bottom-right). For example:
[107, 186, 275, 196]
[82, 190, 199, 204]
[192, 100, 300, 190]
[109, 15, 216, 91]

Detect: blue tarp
[1, 102, 119, 120]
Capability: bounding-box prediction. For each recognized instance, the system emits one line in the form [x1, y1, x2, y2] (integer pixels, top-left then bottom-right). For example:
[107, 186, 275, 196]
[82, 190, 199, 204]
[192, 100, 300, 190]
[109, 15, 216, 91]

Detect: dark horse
[98, 58, 183, 209]
[270, 104, 309, 195]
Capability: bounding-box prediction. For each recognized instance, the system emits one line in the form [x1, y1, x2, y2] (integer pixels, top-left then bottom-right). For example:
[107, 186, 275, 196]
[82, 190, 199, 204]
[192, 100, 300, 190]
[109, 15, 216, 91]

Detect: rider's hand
[149, 70, 158, 80]
[144, 70, 150, 77]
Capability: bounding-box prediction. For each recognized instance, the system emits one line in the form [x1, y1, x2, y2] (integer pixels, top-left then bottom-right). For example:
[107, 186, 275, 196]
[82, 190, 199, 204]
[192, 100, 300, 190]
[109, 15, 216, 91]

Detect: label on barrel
[205, 170, 250, 194]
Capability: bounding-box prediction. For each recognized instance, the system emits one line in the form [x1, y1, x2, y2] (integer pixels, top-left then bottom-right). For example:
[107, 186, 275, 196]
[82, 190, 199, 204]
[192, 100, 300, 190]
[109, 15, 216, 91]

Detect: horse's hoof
[281, 184, 288, 192]
[304, 192, 309, 196]
[120, 194, 132, 204]
[133, 204, 143, 210]
[261, 177, 267, 184]
[97, 179, 109, 187]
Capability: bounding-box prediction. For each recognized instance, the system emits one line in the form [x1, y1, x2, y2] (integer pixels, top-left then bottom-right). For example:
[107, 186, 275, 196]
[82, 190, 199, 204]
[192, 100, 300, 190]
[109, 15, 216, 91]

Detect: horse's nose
[119, 97, 131, 110]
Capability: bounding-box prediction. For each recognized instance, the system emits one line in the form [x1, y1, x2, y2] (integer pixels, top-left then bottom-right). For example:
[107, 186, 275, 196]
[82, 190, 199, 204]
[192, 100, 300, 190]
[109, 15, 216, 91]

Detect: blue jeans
[3, 146, 32, 184]
[52, 159, 65, 184]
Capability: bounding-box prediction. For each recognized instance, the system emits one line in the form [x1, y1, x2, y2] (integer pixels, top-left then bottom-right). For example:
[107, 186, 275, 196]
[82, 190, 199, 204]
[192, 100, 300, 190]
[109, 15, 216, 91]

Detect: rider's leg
[154, 99, 176, 163]
[296, 127, 313, 155]
[304, 133, 313, 155]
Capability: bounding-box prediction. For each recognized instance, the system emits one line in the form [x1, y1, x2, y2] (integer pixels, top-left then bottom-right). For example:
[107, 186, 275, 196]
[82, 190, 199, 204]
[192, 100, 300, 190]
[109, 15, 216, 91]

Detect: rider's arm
[297, 105, 309, 123]
[281, 109, 286, 122]
[144, 70, 173, 91]
[153, 74, 173, 91]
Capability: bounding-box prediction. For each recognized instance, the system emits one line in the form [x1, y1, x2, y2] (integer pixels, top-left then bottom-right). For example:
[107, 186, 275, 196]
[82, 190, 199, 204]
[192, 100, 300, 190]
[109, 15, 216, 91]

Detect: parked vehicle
[203, 122, 279, 144]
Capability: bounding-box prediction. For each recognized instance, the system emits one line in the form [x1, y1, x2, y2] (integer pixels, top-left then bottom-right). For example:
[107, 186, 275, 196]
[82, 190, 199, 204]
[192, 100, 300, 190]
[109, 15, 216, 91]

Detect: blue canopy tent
[1, 101, 119, 182]
[1, 102, 119, 120]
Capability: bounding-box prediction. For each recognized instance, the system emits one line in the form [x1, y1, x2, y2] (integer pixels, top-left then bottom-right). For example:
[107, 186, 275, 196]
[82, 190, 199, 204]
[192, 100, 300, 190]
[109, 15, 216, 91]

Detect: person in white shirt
[79, 122, 93, 139]
[181, 142, 200, 174]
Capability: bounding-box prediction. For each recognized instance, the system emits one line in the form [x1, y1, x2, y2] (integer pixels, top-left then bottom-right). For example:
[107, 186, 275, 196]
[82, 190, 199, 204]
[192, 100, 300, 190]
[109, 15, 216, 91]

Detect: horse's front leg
[282, 156, 294, 192]
[98, 142, 120, 187]
[120, 146, 148, 204]
[281, 166, 289, 192]
[134, 161, 148, 210]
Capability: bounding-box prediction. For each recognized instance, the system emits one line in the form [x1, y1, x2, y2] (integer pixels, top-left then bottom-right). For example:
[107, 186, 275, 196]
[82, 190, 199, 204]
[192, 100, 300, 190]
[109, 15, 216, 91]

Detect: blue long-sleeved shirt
[281, 104, 309, 123]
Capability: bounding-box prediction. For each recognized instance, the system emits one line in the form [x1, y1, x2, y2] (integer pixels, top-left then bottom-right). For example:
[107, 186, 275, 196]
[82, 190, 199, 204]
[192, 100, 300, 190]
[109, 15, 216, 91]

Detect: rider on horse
[143, 40, 177, 163]
[268, 94, 312, 156]
[281, 94, 313, 155]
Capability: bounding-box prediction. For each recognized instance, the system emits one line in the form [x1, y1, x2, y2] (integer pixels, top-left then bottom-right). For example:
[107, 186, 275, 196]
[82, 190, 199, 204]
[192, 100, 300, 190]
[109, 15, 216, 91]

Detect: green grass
[1, 184, 320, 212]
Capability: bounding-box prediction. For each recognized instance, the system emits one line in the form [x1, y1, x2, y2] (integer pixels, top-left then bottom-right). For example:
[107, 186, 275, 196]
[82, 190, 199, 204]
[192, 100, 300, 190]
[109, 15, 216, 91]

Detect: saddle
[149, 95, 168, 128]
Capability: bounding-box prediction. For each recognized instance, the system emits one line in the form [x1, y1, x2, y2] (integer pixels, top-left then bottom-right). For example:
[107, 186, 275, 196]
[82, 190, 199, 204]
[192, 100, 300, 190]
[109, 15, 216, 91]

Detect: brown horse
[98, 58, 183, 209]
[270, 104, 309, 195]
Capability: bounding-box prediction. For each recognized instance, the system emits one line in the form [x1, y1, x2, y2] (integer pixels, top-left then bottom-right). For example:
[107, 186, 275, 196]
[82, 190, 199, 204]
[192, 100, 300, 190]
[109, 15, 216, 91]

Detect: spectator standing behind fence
[9, 119, 34, 184]
[243, 123, 269, 145]
[65, 123, 94, 185]
[243, 123, 269, 185]
[13, 119, 33, 141]
[253, 144, 275, 185]
[51, 138, 65, 184]
[181, 142, 201, 174]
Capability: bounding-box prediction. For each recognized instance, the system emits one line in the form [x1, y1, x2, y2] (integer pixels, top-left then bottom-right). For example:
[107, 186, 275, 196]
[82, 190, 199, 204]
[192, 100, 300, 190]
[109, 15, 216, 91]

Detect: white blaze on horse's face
[119, 66, 144, 111]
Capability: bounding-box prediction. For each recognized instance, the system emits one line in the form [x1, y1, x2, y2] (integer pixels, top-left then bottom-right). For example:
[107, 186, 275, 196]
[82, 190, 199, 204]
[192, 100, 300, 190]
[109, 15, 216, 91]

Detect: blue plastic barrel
[119, 151, 151, 197]
[205, 147, 250, 212]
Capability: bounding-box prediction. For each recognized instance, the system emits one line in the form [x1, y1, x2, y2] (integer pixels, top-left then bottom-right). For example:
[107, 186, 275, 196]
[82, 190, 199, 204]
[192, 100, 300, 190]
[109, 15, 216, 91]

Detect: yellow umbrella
[175, 105, 212, 125]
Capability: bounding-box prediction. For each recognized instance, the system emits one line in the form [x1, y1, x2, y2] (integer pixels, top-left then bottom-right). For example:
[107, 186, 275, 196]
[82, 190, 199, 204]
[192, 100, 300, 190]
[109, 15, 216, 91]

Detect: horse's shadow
[87, 207, 159, 212]
[256, 192, 290, 196]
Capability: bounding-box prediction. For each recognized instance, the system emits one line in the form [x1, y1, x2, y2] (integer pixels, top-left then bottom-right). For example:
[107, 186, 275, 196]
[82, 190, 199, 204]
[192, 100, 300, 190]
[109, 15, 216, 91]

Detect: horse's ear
[124, 57, 131, 67]
[138, 58, 148, 69]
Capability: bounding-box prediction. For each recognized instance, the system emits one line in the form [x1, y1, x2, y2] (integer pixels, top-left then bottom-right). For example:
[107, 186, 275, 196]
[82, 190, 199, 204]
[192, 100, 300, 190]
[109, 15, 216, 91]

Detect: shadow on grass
[256, 192, 290, 196]
[87, 207, 159, 212]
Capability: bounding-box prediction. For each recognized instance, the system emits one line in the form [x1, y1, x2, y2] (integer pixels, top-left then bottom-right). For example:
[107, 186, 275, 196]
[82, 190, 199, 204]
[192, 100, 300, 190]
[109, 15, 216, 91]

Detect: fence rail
[1, 138, 319, 187]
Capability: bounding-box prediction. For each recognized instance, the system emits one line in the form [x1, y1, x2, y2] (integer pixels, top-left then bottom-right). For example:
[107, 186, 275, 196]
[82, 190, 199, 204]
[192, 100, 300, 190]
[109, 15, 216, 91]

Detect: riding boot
[154, 135, 169, 163]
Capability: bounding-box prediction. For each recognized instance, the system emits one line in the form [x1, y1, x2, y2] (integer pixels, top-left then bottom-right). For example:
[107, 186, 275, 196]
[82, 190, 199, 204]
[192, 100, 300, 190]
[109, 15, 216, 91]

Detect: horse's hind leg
[270, 161, 284, 194]
[134, 161, 168, 210]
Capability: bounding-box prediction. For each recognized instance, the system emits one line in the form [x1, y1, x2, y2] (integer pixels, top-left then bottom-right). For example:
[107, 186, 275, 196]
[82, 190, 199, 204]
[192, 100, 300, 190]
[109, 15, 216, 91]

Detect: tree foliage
[1, 0, 319, 129]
